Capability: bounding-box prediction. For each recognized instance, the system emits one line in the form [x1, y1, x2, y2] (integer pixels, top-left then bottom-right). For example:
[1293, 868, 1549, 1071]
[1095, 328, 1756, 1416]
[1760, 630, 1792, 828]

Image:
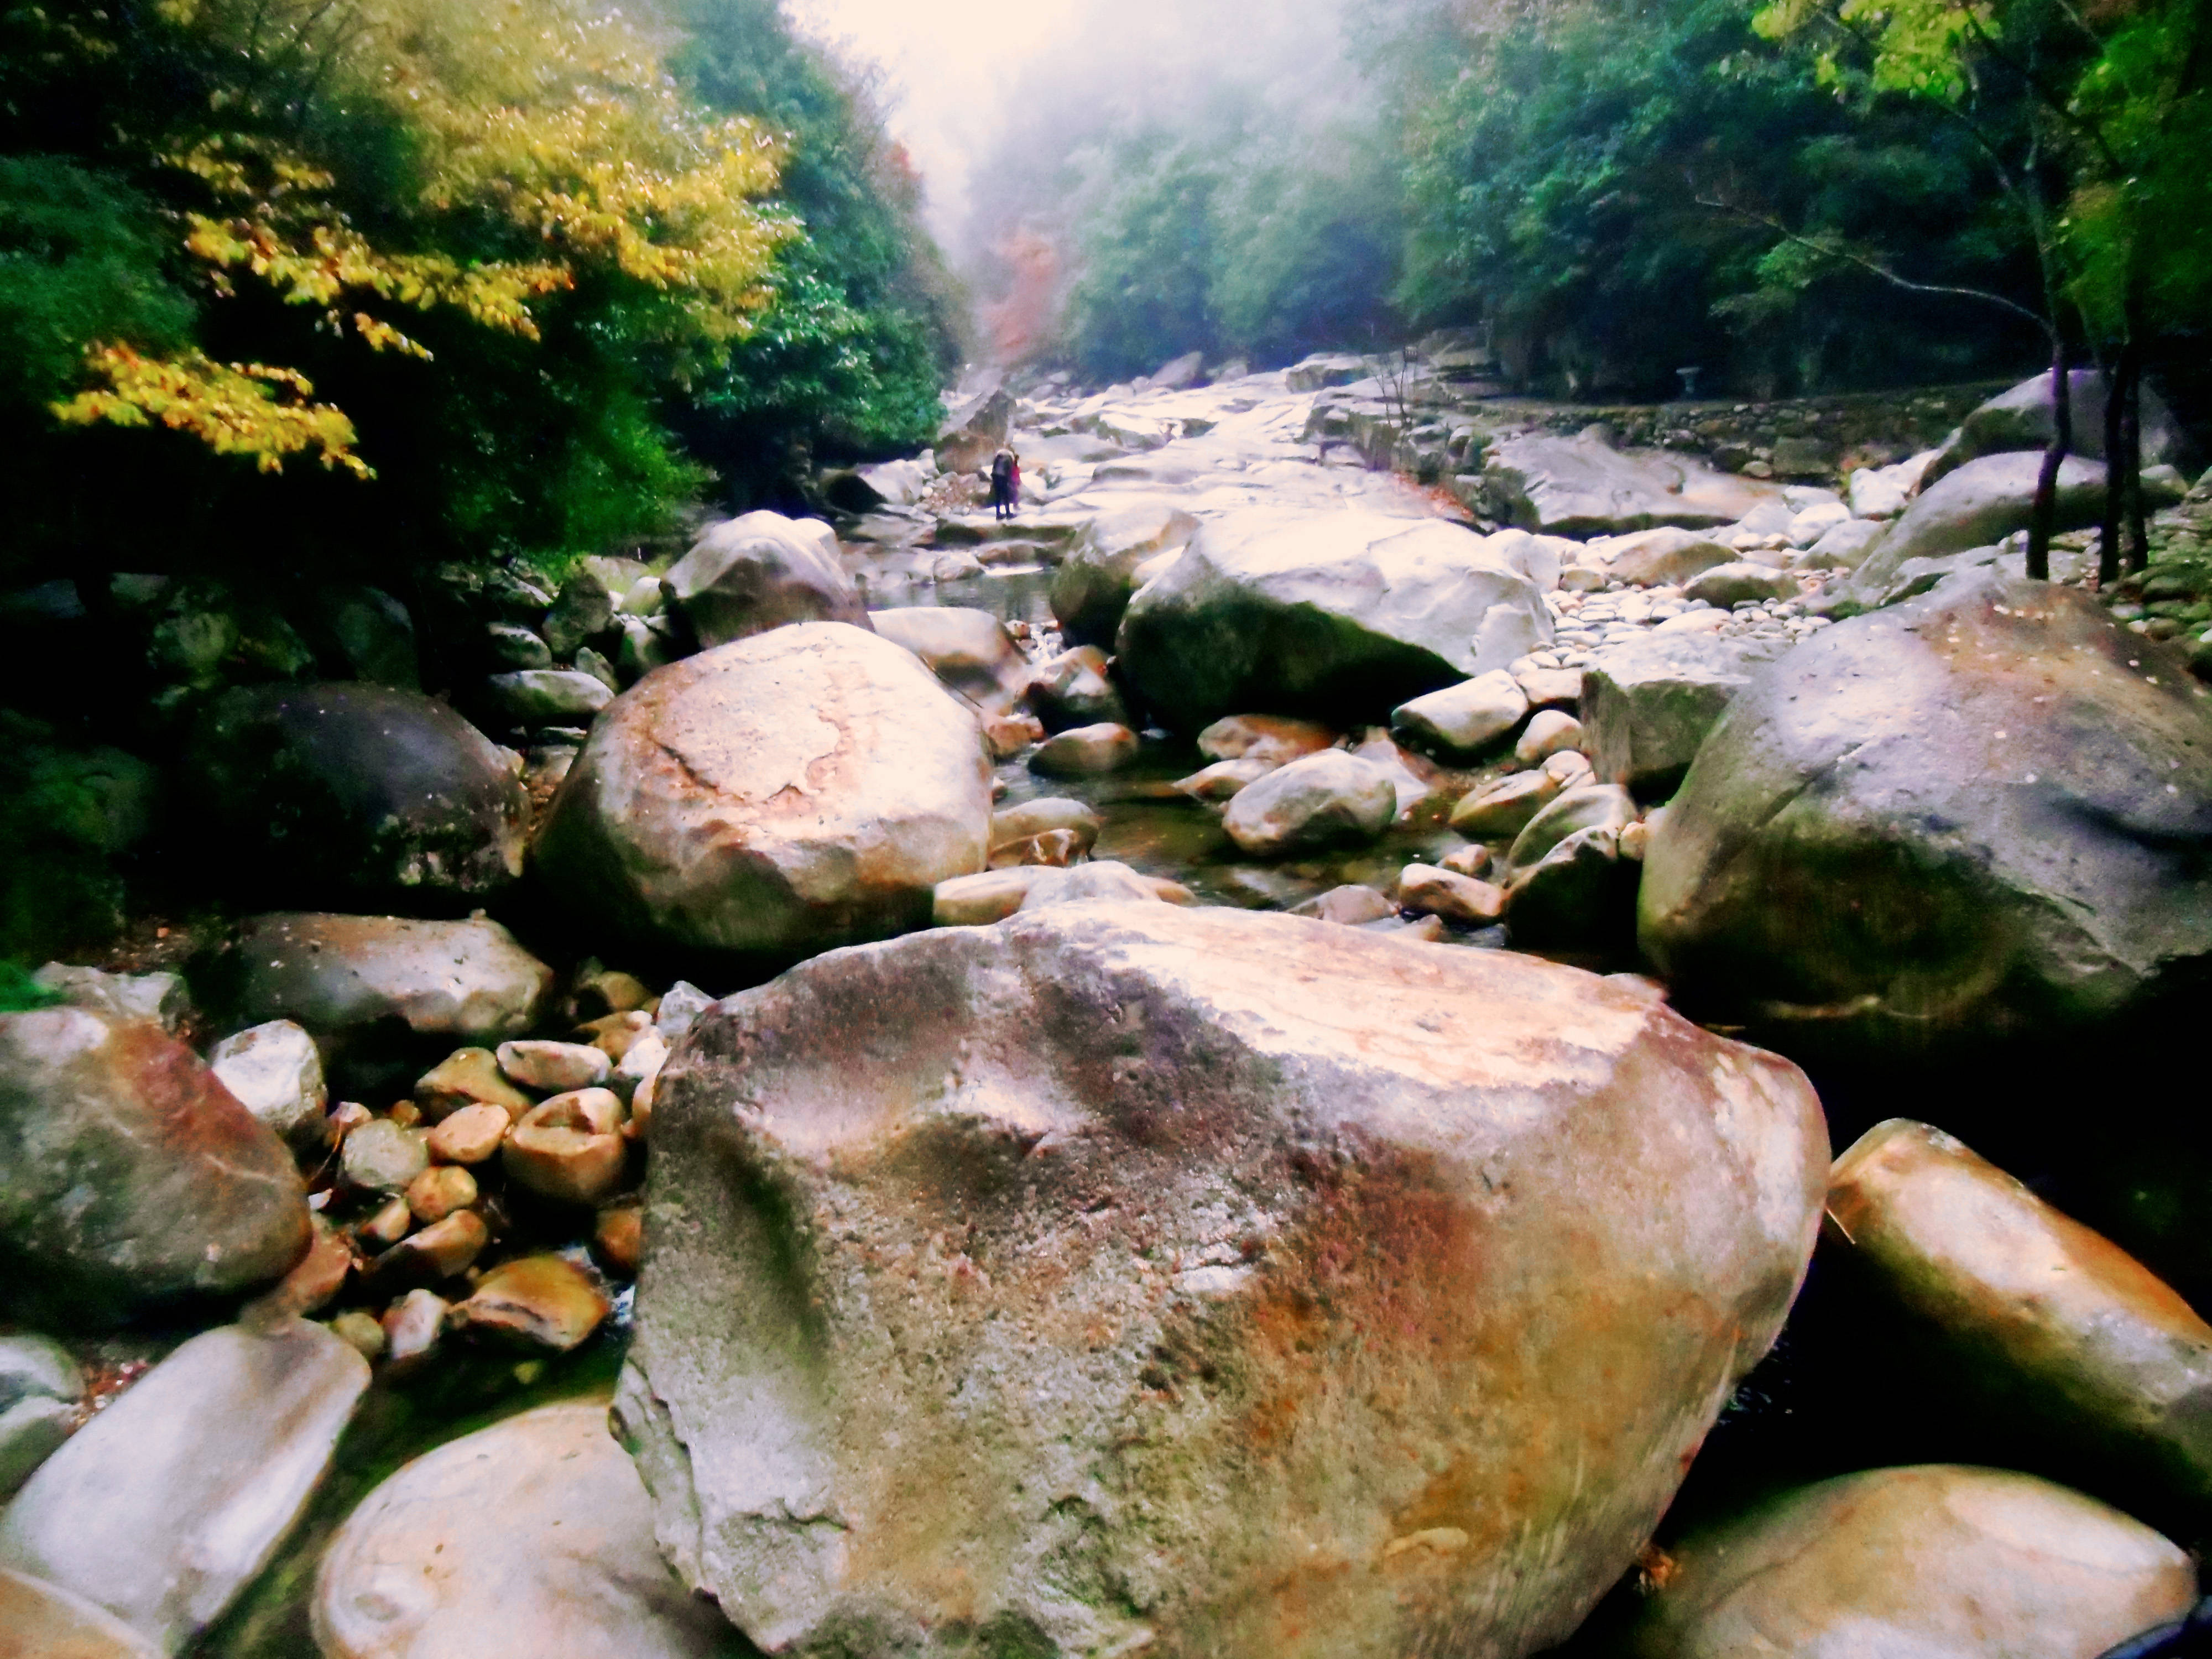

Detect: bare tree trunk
[2124, 363, 2150, 573]
[2098, 346, 2130, 589]
[2027, 341, 2070, 582]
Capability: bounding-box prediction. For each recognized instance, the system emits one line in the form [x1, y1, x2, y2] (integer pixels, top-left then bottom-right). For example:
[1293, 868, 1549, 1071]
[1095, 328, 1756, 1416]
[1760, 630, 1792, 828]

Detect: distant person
[989, 446, 1020, 522]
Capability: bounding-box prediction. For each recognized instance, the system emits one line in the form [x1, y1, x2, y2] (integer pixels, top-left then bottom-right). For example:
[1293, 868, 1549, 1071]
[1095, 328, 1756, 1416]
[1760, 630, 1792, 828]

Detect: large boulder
[1640, 573, 2212, 1060]
[1116, 508, 1553, 733]
[937, 383, 1015, 476]
[1629, 1465, 2195, 1659]
[0, 1009, 310, 1327]
[1924, 370, 2183, 488]
[663, 512, 867, 650]
[184, 684, 526, 909]
[1580, 634, 1785, 801]
[314, 1401, 731, 1659]
[194, 914, 554, 1048]
[1048, 500, 1201, 647]
[868, 607, 1032, 715]
[1842, 452, 2108, 607]
[614, 905, 1827, 1659]
[535, 623, 992, 961]
[1480, 435, 1775, 537]
[0, 1319, 367, 1655]
[1825, 1119, 2212, 1519]
[1601, 529, 1739, 589]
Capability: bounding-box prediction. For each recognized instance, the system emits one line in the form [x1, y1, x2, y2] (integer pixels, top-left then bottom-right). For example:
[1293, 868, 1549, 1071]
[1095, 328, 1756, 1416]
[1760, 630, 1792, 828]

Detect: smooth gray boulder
[0, 1319, 368, 1654]
[1221, 749, 1399, 855]
[194, 914, 554, 1047]
[185, 683, 527, 909]
[1803, 516, 1888, 570]
[1390, 670, 1529, 760]
[1603, 529, 1739, 588]
[1048, 499, 1201, 646]
[1682, 564, 1796, 609]
[1580, 634, 1785, 800]
[482, 668, 612, 725]
[1481, 435, 1776, 536]
[868, 606, 1032, 714]
[1924, 369, 2182, 487]
[314, 1402, 730, 1659]
[1843, 452, 2107, 607]
[664, 512, 867, 649]
[1628, 1465, 2194, 1659]
[0, 1009, 310, 1327]
[1015, 860, 1166, 910]
[535, 623, 992, 961]
[1642, 572, 2212, 1060]
[614, 905, 1826, 1659]
[1117, 508, 1553, 732]
[206, 1019, 327, 1149]
[31, 964, 188, 1032]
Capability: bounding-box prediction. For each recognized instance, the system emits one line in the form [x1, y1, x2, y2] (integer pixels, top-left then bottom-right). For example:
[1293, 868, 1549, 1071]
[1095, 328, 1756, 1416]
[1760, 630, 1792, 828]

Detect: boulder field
[615, 904, 1827, 1659]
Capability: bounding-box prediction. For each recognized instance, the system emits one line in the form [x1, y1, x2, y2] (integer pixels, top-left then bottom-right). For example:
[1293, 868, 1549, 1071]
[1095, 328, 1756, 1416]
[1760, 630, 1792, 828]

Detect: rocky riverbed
[4, 347, 2212, 1658]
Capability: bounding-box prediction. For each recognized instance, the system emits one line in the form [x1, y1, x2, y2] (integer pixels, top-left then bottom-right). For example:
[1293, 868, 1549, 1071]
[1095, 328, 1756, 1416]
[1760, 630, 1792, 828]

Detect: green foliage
[0, 712, 158, 965]
[0, 962, 61, 1014]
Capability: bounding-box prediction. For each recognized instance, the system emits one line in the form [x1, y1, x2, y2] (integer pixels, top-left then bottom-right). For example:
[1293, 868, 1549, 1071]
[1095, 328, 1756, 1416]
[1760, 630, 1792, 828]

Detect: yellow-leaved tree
[54, 0, 792, 478]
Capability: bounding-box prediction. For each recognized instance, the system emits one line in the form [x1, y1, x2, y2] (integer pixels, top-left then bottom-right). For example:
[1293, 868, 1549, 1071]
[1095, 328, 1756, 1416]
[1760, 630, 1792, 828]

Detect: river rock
[1506, 784, 1636, 874]
[504, 1091, 627, 1206]
[1603, 529, 1739, 588]
[1641, 573, 2212, 1060]
[1290, 884, 1399, 926]
[195, 915, 554, 1048]
[495, 1039, 610, 1093]
[1173, 758, 1271, 801]
[0, 1335, 80, 1502]
[1481, 436, 1773, 537]
[1513, 709, 1583, 766]
[1197, 714, 1338, 765]
[932, 868, 1049, 926]
[1390, 670, 1529, 760]
[613, 904, 1826, 1659]
[31, 964, 188, 1032]
[1804, 515, 1888, 570]
[937, 383, 1014, 476]
[1843, 452, 2108, 606]
[1014, 860, 1165, 910]
[1029, 722, 1139, 778]
[1116, 508, 1552, 732]
[1049, 500, 1202, 646]
[1628, 1465, 2195, 1659]
[206, 1019, 327, 1149]
[483, 668, 612, 726]
[1220, 749, 1398, 856]
[1580, 634, 1785, 800]
[0, 1568, 159, 1658]
[1024, 645, 1130, 733]
[313, 1401, 731, 1659]
[990, 799, 1102, 861]
[184, 684, 526, 908]
[869, 607, 1032, 715]
[1923, 370, 2182, 488]
[0, 1319, 368, 1654]
[1682, 564, 1797, 609]
[1397, 865, 1505, 924]
[535, 623, 992, 962]
[0, 1009, 310, 1327]
[663, 512, 867, 649]
[413, 1048, 534, 1122]
[1505, 827, 1636, 950]
[1449, 770, 1563, 839]
[1827, 1119, 2212, 1516]
[341, 1119, 430, 1195]
[454, 1255, 611, 1350]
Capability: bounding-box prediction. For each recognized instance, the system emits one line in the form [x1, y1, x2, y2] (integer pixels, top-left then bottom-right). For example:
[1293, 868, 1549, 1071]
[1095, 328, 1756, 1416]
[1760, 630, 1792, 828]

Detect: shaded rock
[483, 669, 612, 726]
[1514, 709, 1583, 767]
[1826, 1119, 2212, 1517]
[0, 1567, 160, 1658]
[869, 607, 1032, 714]
[1641, 573, 2212, 1060]
[313, 1402, 730, 1659]
[615, 905, 1825, 1659]
[1925, 371, 2182, 488]
[543, 571, 617, 662]
[185, 684, 526, 909]
[455, 1256, 610, 1351]
[664, 512, 866, 649]
[1029, 722, 1139, 778]
[381, 1290, 446, 1371]
[341, 1119, 429, 1196]
[653, 983, 715, 1045]
[534, 623, 992, 962]
[1603, 529, 1739, 588]
[1024, 645, 1129, 732]
[596, 1206, 644, 1277]
[485, 623, 552, 671]
[362, 1210, 487, 1296]
[1483, 436, 1773, 536]
[1580, 633, 1785, 801]
[1390, 670, 1528, 760]
[207, 1019, 326, 1149]
[1682, 564, 1798, 609]
[1397, 865, 1505, 925]
[32, 964, 188, 1032]
[1289, 884, 1398, 926]
[1196, 714, 1338, 765]
[1845, 452, 2108, 604]
[1221, 749, 1398, 856]
[1506, 783, 1637, 874]
[1504, 827, 1636, 950]
[1173, 757, 1272, 801]
[1117, 508, 1552, 733]
[0, 1010, 310, 1327]
[243, 1215, 354, 1321]
[196, 915, 553, 1055]
[0, 1319, 367, 1654]
[1014, 860, 1165, 911]
[1048, 500, 1201, 646]
[404, 1166, 478, 1225]
[1629, 1465, 2194, 1659]
[0, 1396, 73, 1504]
[1448, 770, 1563, 840]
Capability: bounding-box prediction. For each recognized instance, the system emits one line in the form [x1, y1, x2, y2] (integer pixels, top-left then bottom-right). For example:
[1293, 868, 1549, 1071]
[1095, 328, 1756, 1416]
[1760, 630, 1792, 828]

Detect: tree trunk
[2027, 341, 2070, 582]
[2098, 346, 2131, 589]
[2123, 363, 2150, 573]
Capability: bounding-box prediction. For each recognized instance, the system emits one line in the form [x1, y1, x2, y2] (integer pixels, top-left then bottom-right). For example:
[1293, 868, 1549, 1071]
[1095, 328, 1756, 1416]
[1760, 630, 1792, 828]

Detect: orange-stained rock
[593, 1207, 643, 1278]
[1826, 1119, 2212, 1514]
[534, 623, 992, 962]
[456, 1256, 609, 1351]
[404, 1166, 478, 1226]
[1629, 1465, 2194, 1659]
[0, 1565, 159, 1657]
[244, 1216, 354, 1323]
[0, 1009, 311, 1328]
[615, 905, 1828, 1659]
[504, 1091, 627, 1206]
[413, 1048, 533, 1123]
[425, 1103, 509, 1166]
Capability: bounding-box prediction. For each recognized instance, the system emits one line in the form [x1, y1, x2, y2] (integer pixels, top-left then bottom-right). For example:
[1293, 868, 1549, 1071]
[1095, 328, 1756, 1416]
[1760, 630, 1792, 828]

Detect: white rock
[207, 1020, 327, 1149]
